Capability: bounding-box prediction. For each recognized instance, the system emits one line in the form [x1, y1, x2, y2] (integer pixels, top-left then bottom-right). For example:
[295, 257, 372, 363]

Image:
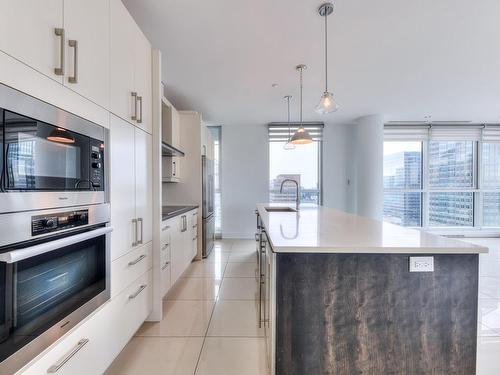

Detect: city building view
[384, 141, 479, 227]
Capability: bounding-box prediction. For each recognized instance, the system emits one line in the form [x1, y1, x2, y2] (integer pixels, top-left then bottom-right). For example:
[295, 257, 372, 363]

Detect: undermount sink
[265, 207, 297, 213]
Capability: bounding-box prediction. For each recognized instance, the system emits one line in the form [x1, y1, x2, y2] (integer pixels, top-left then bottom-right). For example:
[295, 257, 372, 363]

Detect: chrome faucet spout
[279, 179, 300, 211]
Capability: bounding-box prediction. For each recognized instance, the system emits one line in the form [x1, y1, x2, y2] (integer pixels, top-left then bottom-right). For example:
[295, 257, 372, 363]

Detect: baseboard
[222, 233, 254, 240]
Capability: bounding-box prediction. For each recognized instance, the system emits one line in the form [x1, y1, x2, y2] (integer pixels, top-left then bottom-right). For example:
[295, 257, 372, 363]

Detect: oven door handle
[0, 226, 113, 263]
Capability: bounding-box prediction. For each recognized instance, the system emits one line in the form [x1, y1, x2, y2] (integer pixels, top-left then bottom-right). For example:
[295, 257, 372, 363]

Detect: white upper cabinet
[0, 0, 64, 83]
[110, 0, 152, 134]
[110, 0, 136, 124]
[135, 127, 153, 245]
[63, 0, 110, 108]
[134, 27, 152, 134]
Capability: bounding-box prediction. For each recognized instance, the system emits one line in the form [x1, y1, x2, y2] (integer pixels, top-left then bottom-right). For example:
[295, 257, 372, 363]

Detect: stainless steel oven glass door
[0, 226, 110, 373]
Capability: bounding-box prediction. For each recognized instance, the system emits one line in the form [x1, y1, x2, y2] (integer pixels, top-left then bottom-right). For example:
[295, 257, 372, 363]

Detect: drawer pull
[54, 28, 65, 76]
[161, 261, 170, 270]
[68, 39, 78, 84]
[161, 243, 169, 251]
[162, 225, 171, 232]
[131, 92, 138, 121]
[47, 338, 89, 373]
[129, 284, 147, 300]
[128, 254, 146, 266]
[192, 224, 198, 228]
[193, 236, 197, 241]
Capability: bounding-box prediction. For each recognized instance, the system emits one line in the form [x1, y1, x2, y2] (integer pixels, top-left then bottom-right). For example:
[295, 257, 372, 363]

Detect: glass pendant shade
[47, 127, 75, 143]
[290, 126, 313, 145]
[315, 91, 339, 114]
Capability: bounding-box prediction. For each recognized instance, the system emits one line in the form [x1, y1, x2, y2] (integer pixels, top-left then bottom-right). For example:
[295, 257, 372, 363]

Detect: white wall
[350, 114, 385, 220]
[322, 124, 349, 211]
[220, 123, 350, 238]
[221, 125, 268, 238]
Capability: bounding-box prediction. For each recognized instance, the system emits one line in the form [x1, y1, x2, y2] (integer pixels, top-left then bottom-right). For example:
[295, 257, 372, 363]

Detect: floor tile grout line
[192, 259, 229, 375]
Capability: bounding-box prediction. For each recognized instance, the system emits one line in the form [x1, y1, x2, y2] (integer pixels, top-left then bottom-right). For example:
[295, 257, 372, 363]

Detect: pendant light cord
[324, 11, 328, 93]
[287, 96, 291, 139]
[299, 67, 303, 125]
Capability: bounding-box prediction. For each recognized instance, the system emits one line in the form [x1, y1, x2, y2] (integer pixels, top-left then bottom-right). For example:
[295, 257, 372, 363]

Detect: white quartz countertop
[257, 204, 488, 254]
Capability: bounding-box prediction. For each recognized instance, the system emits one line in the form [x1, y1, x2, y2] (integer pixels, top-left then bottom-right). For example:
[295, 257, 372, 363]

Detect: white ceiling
[123, 0, 500, 126]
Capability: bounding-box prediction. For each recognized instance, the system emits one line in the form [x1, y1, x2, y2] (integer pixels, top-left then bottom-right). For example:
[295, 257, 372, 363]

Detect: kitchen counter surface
[257, 203, 488, 254]
[162, 205, 199, 221]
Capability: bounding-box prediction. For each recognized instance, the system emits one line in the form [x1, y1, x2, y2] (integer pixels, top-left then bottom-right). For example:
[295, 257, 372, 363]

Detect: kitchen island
[255, 204, 488, 375]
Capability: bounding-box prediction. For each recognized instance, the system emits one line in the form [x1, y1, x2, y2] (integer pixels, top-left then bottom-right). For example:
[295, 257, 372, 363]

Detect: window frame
[383, 126, 500, 235]
[267, 123, 324, 206]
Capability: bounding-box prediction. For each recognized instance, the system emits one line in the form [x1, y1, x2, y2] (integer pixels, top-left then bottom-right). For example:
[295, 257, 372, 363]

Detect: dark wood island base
[275, 253, 479, 375]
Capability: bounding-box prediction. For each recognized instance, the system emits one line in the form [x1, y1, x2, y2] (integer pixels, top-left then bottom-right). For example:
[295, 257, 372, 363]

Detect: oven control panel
[32, 209, 89, 236]
[89, 141, 104, 189]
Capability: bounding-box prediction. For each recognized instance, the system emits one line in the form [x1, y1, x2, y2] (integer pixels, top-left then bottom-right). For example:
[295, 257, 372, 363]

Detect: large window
[383, 125, 500, 230]
[268, 124, 323, 205]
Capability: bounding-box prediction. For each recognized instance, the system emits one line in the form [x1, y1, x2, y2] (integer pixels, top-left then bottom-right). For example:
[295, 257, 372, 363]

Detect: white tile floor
[105, 239, 267, 375]
[105, 238, 500, 374]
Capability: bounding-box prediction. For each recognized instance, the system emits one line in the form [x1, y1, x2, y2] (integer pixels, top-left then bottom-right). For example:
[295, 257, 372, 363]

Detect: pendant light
[290, 64, 313, 145]
[315, 2, 339, 114]
[47, 127, 75, 143]
[283, 95, 295, 150]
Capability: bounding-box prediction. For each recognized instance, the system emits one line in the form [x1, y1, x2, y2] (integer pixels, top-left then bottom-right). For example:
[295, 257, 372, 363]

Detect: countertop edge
[256, 203, 489, 255]
[162, 205, 199, 221]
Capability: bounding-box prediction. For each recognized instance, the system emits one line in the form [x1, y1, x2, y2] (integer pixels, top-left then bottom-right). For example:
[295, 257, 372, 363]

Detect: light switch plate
[409, 256, 434, 272]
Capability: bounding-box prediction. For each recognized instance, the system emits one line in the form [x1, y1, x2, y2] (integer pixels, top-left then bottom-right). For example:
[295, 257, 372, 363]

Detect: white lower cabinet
[19, 270, 152, 375]
[162, 209, 199, 296]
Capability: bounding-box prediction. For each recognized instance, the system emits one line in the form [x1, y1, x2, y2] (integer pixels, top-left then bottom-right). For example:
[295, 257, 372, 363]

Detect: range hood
[162, 142, 185, 157]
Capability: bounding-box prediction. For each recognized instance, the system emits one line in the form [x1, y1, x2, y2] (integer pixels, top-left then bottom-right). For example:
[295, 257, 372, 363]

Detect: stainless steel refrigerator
[202, 155, 215, 257]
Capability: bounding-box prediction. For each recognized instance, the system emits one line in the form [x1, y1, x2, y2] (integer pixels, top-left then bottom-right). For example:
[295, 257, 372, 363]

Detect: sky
[269, 142, 319, 189]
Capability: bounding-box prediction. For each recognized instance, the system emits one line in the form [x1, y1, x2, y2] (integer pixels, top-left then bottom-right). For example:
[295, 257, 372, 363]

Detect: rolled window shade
[268, 122, 324, 142]
[384, 125, 429, 141]
[482, 125, 500, 142]
[430, 125, 482, 141]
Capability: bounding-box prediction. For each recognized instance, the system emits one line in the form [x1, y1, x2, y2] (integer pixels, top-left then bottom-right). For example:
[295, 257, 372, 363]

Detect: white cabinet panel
[63, 0, 110, 108]
[135, 128, 153, 245]
[134, 27, 152, 134]
[0, 0, 63, 83]
[110, 115, 136, 261]
[109, 0, 136, 123]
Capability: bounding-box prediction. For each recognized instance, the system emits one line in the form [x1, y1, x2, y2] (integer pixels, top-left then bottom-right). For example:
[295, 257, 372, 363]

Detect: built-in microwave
[0, 83, 107, 214]
[0, 203, 111, 375]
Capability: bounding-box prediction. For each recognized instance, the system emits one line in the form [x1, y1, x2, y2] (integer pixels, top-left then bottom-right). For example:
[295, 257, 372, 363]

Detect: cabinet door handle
[181, 215, 187, 232]
[137, 95, 143, 123]
[68, 40, 78, 84]
[131, 92, 138, 121]
[161, 243, 169, 251]
[129, 284, 147, 299]
[128, 254, 146, 266]
[192, 224, 198, 229]
[132, 218, 138, 247]
[172, 161, 176, 176]
[161, 261, 170, 270]
[47, 338, 89, 373]
[162, 225, 170, 232]
[137, 218, 144, 245]
[54, 28, 65, 76]
[192, 236, 197, 241]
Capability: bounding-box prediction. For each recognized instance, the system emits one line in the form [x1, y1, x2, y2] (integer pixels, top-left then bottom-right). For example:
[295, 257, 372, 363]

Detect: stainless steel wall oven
[0, 84, 111, 374]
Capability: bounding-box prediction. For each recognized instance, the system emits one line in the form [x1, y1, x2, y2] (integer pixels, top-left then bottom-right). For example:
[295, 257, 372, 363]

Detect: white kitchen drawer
[111, 242, 152, 298]
[160, 219, 173, 244]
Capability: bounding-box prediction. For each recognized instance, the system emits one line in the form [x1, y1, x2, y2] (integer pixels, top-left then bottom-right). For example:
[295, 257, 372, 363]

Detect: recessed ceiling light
[272, 83, 279, 88]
